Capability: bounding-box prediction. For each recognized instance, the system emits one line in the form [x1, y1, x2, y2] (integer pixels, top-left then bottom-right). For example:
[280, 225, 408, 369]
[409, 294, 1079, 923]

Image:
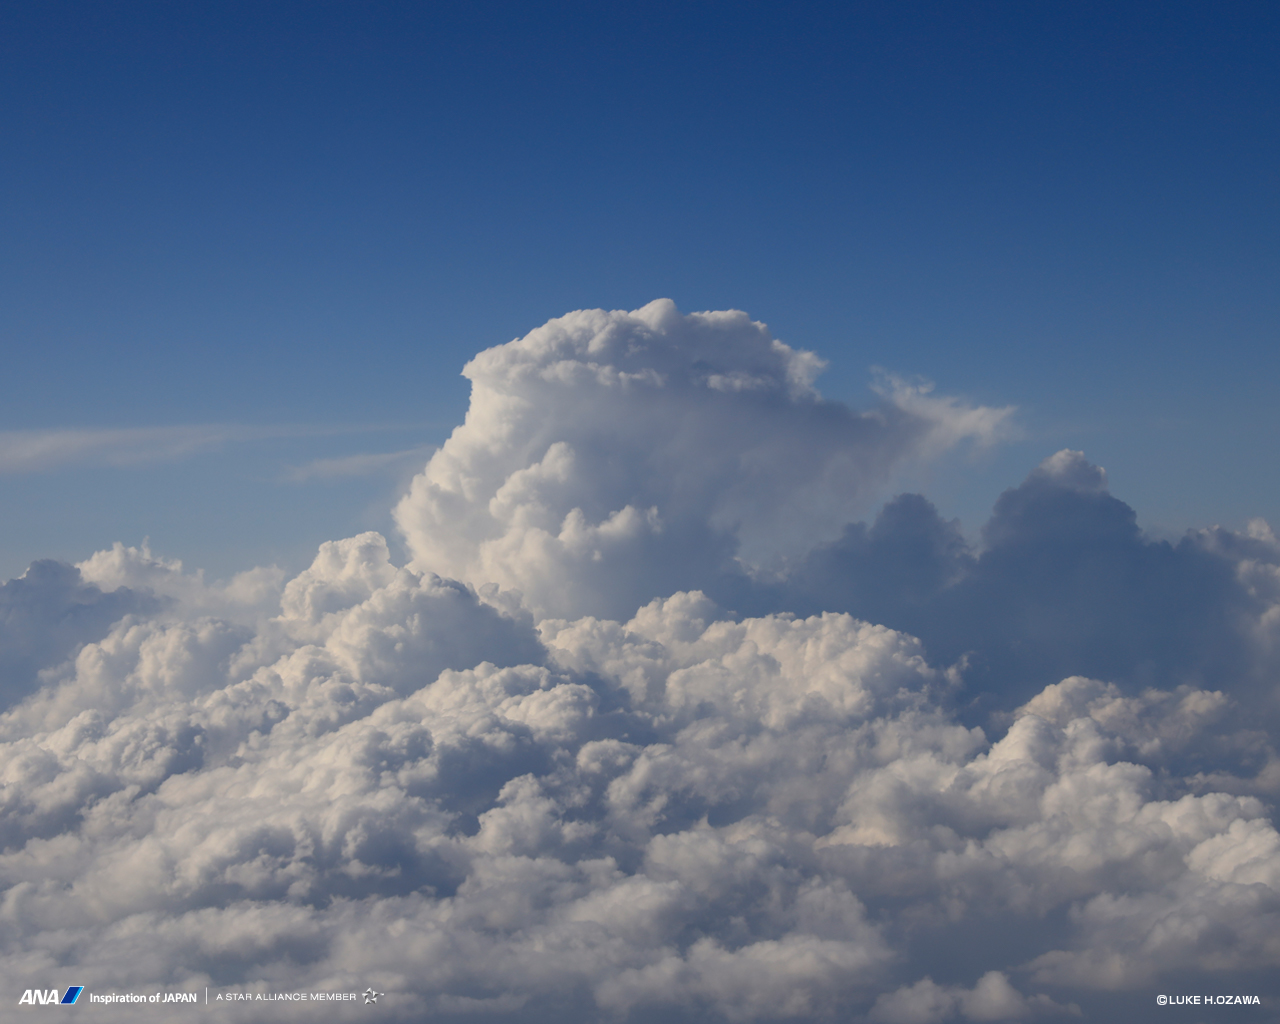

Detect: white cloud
[0, 559, 159, 708]
[869, 972, 1077, 1023]
[872, 372, 1018, 456]
[394, 299, 1014, 620]
[1, 303, 1278, 1022]
[77, 540, 285, 624]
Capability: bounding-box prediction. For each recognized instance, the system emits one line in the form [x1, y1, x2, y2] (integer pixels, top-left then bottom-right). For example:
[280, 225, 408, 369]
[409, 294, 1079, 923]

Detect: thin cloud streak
[283, 445, 438, 482]
[0, 424, 432, 474]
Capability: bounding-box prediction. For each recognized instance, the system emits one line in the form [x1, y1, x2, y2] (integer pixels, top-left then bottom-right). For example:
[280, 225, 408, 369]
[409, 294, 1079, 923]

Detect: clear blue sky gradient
[2, 1, 1276, 580]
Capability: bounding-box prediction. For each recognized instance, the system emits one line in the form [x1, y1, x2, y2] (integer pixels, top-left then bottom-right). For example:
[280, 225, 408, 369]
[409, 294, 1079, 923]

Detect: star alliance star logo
[362, 986, 382, 1005]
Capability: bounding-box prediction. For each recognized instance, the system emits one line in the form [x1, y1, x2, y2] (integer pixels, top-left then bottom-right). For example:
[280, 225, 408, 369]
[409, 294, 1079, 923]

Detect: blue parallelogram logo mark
[60, 987, 84, 1005]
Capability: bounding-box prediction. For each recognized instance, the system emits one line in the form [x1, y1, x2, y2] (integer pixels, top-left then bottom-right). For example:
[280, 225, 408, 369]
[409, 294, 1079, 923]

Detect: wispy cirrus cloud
[283, 445, 437, 482]
[0, 424, 426, 474]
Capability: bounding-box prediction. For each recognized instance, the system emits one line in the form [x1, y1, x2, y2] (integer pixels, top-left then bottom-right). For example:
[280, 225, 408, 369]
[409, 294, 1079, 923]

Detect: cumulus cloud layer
[2, 303, 1278, 1022]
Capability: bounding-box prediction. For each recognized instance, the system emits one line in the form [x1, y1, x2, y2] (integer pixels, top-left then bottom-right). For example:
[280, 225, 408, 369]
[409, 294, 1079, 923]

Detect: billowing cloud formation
[786, 450, 1280, 713]
[395, 299, 1013, 621]
[2, 303, 1278, 1022]
[0, 561, 157, 707]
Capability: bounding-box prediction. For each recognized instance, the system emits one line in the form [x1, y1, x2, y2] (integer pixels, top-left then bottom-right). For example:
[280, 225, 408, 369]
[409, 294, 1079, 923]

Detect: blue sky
[2, 0, 1277, 580]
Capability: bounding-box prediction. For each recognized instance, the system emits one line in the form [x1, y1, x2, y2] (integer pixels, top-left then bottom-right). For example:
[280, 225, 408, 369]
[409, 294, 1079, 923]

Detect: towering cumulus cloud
[394, 299, 1012, 621]
[2, 303, 1278, 1022]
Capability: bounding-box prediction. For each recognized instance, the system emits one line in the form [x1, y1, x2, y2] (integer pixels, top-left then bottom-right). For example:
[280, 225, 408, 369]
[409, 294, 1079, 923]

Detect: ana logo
[17, 986, 83, 1006]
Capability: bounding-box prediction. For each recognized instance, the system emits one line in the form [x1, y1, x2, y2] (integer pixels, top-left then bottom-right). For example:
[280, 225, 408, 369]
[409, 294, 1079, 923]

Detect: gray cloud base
[0, 561, 159, 709]
[784, 450, 1280, 717]
[2, 304, 1278, 1021]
